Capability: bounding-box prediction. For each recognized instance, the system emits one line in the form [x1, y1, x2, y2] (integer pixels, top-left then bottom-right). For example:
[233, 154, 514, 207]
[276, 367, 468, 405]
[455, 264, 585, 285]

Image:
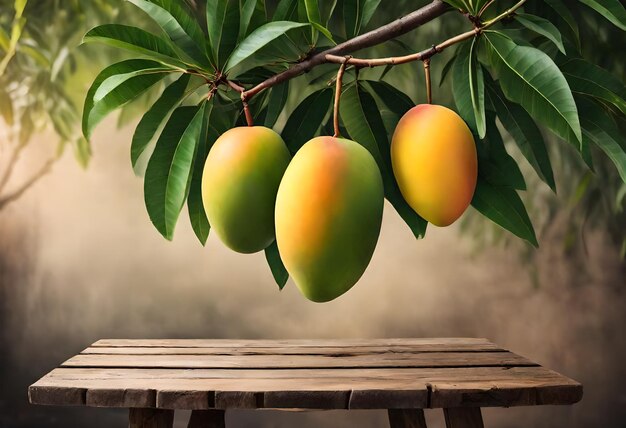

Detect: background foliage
[2, 0, 625, 276]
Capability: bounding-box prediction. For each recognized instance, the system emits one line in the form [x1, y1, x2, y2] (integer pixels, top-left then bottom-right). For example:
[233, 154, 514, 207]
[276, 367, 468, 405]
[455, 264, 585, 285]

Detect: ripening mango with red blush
[202, 126, 291, 253]
[391, 104, 478, 227]
[275, 136, 384, 302]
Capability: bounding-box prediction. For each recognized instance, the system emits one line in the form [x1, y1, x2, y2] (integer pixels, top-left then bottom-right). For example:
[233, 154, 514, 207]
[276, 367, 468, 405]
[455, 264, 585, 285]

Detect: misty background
[1, 121, 625, 427]
[2, 0, 626, 427]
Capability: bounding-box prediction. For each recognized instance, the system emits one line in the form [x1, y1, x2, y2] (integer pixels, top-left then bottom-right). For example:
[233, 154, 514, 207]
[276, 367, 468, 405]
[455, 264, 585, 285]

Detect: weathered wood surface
[62, 351, 534, 369]
[29, 338, 583, 411]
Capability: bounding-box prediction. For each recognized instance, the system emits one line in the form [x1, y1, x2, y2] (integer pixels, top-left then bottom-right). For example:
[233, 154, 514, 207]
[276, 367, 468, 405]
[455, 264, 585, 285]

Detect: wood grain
[91, 338, 496, 348]
[28, 338, 583, 411]
[62, 352, 534, 369]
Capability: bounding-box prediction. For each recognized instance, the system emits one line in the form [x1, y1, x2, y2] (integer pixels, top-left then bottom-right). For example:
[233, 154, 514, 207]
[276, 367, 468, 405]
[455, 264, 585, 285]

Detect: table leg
[443, 408, 484, 428]
[388, 409, 428, 428]
[128, 408, 174, 428]
[187, 409, 226, 428]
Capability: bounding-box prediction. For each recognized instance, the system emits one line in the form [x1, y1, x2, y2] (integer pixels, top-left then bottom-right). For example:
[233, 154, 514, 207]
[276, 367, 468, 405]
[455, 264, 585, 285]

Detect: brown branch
[333, 59, 349, 138]
[0, 157, 55, 210]
[0, 143, 25, 194]
[242, 0, 451, 98]
[323, 0, 526, 69]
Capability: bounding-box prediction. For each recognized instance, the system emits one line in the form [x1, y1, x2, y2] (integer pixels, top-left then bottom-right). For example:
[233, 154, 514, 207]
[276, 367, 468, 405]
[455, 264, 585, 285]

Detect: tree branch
[0, 158, 55, 210]
[242, 0, 451, 98]
[324, 0, 525, 68]
[0, 143, 25, 194]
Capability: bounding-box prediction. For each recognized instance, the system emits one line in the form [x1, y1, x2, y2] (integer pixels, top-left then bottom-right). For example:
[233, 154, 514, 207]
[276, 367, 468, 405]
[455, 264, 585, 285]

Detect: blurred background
[1, 0, 625, 427]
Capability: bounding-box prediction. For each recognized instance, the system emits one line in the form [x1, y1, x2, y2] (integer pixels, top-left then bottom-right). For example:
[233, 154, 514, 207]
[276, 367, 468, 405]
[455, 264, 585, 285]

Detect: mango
[275, 136, 384, 302]
[202, 126, 291, 253]
[391, 104, 477, 227]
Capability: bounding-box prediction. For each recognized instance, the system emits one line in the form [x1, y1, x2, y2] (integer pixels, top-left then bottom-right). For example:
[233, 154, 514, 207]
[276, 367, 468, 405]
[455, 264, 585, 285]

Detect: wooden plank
[87, 388, 155, 408]
[62, 352, 534, 369]
[29, 366, 581, 409]
[262, 390, 350, 409]
[187, 410, 225, 428]
[157, 389, 213, 410]
[388, 409, 428, 428]
[129, 408, 174, 428]
[82, 344, 504, 355]
[444, 408, 484, 428]
[92, 338, 495, 348]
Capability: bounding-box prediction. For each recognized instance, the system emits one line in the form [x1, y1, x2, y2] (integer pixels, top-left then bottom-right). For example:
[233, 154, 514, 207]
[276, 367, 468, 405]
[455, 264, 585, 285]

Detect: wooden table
[29, 338, 582, 427]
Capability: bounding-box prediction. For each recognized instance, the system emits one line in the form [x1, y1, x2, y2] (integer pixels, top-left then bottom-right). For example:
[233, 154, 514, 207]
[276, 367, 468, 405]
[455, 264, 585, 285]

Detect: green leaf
[341, 83, 427, 239]
[578, 0, 626, 30]
[207, 0, 240, 68]
[560, 59, 626, 116]
[477, 112, 526, 191]
[487, 82, 556, 191]
[343, 0, 381, 38]
[452, 40, 485, 138]
[264, 80, 289, 128]
[127, 0, 209, 68]
[0, 86, 14, 125]
[145, 105, 205, 240]
[471, 177, 538, 247]
[363, 80, 414, 118]
[577, 98, 626, 183]
[265, 240, 289, 289]
[82, 59, 169, 140]
[273, 0, 298, 20]
[224, 21, 309, 73]
[441, 0, 469, 12]
[304, 0, 334, 42]
[83, 24, 187, 68]
[544, 0, 580, 49]
[484, 31, 582, 146]
[188, 101, 213, 245]
[131, 73, 191, 172]
[93, 68, 171, 103]
[73, 137, 92, 169]
[514, 13, 565, 55]
[361, 0, 382, 29]
[281, 88, 333, 154]
[239, 0, 259, 39]
[439, 53, 456, 87]
[343, 0, 360, 38]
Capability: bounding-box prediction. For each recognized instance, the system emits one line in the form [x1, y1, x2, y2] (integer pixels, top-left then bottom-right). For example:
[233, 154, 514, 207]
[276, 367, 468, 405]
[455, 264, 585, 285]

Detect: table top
[29, 338, 582, 410]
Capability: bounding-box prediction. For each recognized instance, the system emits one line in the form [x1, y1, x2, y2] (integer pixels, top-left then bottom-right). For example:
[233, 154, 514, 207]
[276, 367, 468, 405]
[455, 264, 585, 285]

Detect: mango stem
[333, 57, 350, 138]
[423, 58, 432, 104]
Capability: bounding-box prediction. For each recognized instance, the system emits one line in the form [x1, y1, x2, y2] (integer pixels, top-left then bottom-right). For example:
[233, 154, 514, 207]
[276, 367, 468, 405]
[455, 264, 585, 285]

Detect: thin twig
[478, 0, 496, 17]
[241, 94, 254, 127]
[423, 58, 432, 104]
[333, 58, 349, 138]
[242, 0, 451, 99]
[0, 157, 55, 210]
[323, 0, 525, 70]
[0, 143, 25, 194]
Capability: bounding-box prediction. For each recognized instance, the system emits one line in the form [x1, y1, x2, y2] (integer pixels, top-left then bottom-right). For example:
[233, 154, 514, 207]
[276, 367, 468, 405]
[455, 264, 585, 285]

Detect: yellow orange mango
[202, 126, 291, 253]
[391, 104, 478, 227]
[275, 136, 384, 302]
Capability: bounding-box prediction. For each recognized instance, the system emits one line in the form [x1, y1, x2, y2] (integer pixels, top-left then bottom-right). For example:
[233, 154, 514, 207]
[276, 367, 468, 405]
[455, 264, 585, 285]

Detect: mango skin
[391, 104, 478, 227]
[275, 136, 384, 303]
[202, 126, 291, 254]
